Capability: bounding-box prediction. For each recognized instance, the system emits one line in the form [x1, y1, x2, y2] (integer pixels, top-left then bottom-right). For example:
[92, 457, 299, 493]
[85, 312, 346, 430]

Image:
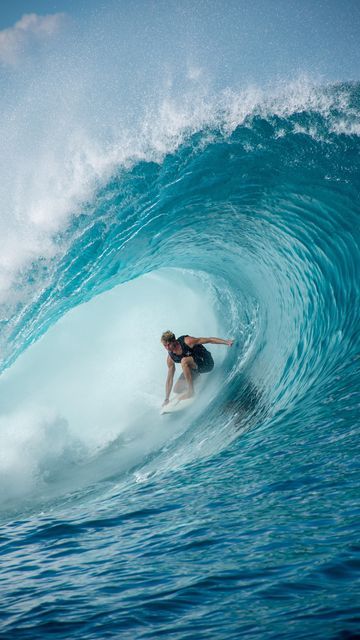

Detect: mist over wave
[0, 269, 232, 503]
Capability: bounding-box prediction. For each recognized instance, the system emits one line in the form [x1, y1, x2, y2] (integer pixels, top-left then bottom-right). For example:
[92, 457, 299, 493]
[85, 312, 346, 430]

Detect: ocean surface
[0, 80, 359, 639]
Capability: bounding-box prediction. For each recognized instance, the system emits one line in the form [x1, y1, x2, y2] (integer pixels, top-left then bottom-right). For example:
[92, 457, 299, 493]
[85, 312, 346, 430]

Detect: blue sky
[0, 0, 359, 84]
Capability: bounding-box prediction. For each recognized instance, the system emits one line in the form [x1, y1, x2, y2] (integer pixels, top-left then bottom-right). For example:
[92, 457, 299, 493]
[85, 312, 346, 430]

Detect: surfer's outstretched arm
[163, 356, 175, 406]
[185, 336, 234, 347]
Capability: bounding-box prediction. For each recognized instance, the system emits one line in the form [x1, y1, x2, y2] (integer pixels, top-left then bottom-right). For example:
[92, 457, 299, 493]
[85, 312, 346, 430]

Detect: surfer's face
[164, 340, 177, 352]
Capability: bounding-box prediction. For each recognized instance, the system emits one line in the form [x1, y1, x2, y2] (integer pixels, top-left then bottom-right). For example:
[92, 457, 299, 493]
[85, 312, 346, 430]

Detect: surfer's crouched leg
[174, 374, 187, 394]
[174, 370, 200, 394]
[178, 356, 197, 399]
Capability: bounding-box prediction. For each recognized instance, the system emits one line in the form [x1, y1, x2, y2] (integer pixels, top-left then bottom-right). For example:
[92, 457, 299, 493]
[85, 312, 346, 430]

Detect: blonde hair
[161, 330, 176, 344]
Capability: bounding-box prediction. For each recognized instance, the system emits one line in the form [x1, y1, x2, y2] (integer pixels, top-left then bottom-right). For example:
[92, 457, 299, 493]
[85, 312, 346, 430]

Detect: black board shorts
[178, 353, 214, 380]
[193, 347, 214, 373]
[196, 358, 214, 373]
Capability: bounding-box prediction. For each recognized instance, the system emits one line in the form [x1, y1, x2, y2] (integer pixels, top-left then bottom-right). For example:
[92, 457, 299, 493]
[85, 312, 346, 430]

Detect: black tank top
[168, 335, 194, 363]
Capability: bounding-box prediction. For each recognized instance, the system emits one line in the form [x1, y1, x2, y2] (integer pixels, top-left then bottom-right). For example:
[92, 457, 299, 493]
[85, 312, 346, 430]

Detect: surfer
[161, 331, 234, 406]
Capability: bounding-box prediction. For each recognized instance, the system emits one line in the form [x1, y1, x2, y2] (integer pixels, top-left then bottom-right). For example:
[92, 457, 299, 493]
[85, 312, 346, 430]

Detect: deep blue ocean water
[0, 81, 359, 639]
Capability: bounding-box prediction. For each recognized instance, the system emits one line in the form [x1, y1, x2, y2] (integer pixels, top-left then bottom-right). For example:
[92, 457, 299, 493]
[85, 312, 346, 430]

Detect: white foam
[0, 269, 226, 506]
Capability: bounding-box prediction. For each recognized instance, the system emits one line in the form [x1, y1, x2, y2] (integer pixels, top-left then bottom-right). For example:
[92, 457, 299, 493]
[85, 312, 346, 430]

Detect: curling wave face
[0, 82, 359, 507]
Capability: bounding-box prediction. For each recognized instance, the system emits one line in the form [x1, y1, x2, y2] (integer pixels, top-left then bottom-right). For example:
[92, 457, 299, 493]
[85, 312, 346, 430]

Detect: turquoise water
[0, 81, 359, 638]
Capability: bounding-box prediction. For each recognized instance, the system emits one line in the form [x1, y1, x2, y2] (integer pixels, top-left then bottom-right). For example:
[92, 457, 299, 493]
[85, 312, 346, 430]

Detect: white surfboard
[160, 395, 195, 415]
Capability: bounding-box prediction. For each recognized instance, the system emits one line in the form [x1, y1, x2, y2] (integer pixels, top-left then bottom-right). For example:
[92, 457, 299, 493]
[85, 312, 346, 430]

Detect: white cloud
[0, 13, 66, 66]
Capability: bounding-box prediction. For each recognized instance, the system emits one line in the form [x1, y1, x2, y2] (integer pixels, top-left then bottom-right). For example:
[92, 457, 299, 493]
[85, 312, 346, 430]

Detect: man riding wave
[161, 331, 234, 406]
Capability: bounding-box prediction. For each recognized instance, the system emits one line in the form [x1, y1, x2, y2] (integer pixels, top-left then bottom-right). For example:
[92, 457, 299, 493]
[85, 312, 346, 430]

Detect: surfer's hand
[227, 339, 234, 347]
